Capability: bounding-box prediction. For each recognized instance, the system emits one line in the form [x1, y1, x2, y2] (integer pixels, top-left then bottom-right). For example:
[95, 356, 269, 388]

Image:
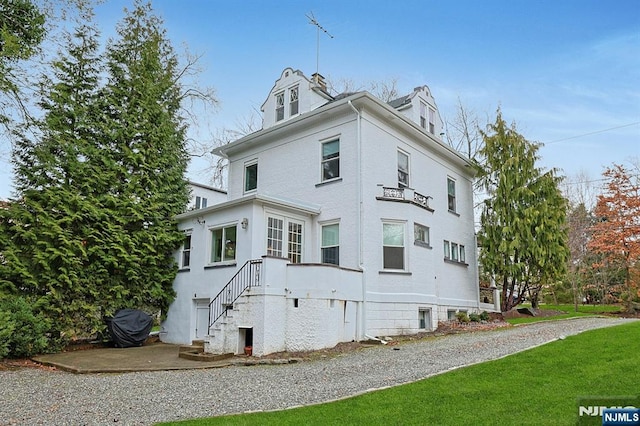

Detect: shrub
[479, 311, 490, 321]
[0, 295, 52, 358]
[0, 309, 15, 358]
[456, 311, 470, 323]
[469, 312, 481, 322]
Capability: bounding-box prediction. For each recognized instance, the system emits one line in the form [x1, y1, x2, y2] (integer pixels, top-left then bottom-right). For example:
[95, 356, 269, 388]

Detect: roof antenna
[306, 11, 333, 84]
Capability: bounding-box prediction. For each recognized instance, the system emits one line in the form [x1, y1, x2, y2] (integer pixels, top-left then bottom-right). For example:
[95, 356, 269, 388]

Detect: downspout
[348, 99, 366, 341]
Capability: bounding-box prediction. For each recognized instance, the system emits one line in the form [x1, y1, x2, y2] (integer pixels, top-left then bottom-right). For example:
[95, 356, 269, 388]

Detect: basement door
[194, 299, 210, 340]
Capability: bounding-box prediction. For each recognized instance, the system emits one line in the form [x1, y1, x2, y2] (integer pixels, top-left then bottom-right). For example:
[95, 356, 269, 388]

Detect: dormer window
[289, 86, 299, 116]
[428, 107, 436, 134]
[275, 92, 285, 121]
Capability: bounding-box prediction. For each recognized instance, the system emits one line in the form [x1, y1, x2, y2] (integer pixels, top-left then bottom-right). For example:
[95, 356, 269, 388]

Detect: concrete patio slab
[32, 343, 233, 374]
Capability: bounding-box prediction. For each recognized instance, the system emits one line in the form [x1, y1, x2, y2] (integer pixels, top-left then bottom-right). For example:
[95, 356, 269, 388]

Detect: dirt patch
[257, 319, 511, 361]
[0, 358, 57, 372]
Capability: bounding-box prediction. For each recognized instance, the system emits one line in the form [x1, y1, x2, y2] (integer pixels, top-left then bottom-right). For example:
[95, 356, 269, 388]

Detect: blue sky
[1, 0, 639, 199]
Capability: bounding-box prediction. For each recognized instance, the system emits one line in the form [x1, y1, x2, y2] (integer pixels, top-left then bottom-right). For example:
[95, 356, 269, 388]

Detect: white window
[419, 308, 432, 330]
[195, 196, 207, 209]
[244, 161, 258, 193]
[419, 102, 427, 129]
[289, 86, 299, 116]
[180, 232, 192, 268]
[398, 150, 409, 188]
[275, 92, 284, 121]
[321, 223, 339, 265]
[288, 221, 303, 264]
[383, 222, 405, 270]
[321, 139, 340, 181]
[444, 240, 466, 264]
[447, 177, 456, 212]
[428, 107, 436, 134]
[266, 215, 304, 263]
[210, 225, 236, 264]
[414, 223, 430, 247]
[267, 217, 283, 257]
[447, 309, 457, 321]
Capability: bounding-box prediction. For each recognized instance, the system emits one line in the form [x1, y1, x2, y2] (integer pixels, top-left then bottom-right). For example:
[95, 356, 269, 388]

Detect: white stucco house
[160, 67, 498, 356]
[187, 181, 227, 211]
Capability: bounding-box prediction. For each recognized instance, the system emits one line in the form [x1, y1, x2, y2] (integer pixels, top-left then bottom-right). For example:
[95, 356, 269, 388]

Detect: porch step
[178, 340, 205, 354]
[178, 351, 234, 362]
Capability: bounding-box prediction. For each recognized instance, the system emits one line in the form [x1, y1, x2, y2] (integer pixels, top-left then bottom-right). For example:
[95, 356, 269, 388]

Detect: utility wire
[542, 121, 640, 145]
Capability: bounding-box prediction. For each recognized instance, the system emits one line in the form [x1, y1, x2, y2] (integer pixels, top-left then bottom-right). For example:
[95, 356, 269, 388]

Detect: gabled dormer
[389, 85, 444, 139]
[260, 67, 333, 129]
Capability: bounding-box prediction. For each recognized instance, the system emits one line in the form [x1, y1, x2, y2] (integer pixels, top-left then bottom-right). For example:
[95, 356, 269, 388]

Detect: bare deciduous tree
[444, 97, 484, 160]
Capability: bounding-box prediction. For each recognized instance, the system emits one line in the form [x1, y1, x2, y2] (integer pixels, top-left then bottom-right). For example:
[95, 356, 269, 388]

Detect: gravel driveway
[0, 317, 635, 425]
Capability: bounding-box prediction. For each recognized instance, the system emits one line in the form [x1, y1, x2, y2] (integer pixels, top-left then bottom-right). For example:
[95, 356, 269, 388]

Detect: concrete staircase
[204, 290, 255, 356]
[178, 339, 233, 362]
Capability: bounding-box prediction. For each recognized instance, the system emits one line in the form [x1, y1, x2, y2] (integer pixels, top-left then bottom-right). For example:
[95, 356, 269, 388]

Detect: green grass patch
[537, 304, 621, 314]
[158, 321, 640, 426]
[505, 312, 593, 325]
[505, 304, 621, 325]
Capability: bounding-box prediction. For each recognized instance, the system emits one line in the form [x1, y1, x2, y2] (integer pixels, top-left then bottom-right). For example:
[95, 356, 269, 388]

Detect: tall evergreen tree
[0, 8, 105, 335]
[476, 110, 568, 311]
[97, 1, 189, 318]
[0, 0, 46, 127]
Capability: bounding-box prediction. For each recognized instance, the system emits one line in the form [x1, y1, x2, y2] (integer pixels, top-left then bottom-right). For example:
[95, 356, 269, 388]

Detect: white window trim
[398, 149, 410, 188]
[414, 222, 431, 248]
[382, 219, 407, 272]
[207, 222, 238, 267]
[289, 85, 299, 117]
[264, 210, 306, 263]
[320, 220, 340, 265]
[444, 239, 467, 265]
[419, 308, 432, 330]
[428, 106, 436, 134]
[275, 91, 285, 121]
[447, 176, 457, 213]
[244, 159, 258, 194]
[320, 135, 341, 183]
[179, 229, 193, 270]
[419, 102, 427, 129]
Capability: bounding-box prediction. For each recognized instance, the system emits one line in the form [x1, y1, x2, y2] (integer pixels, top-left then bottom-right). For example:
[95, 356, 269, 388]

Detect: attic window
[428, 107, 436, 134]
[289, 86, 299, 116]
[420, 102, 427, 129]
[276, 92, 285, 121]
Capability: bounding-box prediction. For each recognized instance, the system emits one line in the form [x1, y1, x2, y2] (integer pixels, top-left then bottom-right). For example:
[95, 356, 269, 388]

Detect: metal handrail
[208, 259, 262, 331]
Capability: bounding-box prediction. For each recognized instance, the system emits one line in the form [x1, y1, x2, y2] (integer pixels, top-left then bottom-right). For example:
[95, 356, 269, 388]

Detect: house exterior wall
[356, 107, 479, 331]
[187, 182, 227, 211]
[164, 69, 488, 354]
[162, 199, 318, 345]
[204, 257, 362, 356]
[225, 110, 361, 268]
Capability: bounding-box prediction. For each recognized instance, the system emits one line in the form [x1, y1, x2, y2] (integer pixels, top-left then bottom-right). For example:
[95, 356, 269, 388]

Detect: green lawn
[158, 321, 640, 426]
[535, 303, 621, 314]
[505, 304, 621, 325]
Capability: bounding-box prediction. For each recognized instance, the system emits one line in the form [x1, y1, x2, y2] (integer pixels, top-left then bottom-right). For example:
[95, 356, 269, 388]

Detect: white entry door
[194, 299, 210, 339]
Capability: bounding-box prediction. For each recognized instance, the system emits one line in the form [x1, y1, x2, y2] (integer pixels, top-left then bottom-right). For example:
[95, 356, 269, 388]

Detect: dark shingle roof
[387, 94, 411, 109]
